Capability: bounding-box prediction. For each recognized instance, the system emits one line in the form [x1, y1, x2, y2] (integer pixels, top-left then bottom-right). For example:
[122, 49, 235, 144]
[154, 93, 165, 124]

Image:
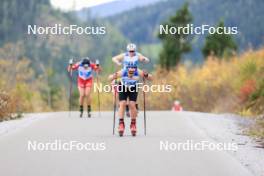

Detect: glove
[113, 73, 118, 80]
[69, 59, 73, 65]
[143, 70, 148, 78]
[116, 61, 122, 66]
[96, 59, 100, 66]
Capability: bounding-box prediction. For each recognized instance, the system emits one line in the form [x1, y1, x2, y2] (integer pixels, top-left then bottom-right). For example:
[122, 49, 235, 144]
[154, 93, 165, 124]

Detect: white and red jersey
[172, 104, 183, 111]
[71, 62, 97, 80]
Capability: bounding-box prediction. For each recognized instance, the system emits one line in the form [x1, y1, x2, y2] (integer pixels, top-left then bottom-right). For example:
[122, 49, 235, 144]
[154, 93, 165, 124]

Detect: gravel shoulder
[186, 112, 264, 176]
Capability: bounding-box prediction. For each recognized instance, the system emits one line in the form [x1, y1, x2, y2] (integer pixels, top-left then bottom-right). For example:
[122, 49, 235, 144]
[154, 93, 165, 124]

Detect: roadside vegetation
[148, 48, 264, 114]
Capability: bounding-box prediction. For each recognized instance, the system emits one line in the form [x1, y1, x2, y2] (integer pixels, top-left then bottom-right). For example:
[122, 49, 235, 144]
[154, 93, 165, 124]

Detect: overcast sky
[50, 0, 118, 11]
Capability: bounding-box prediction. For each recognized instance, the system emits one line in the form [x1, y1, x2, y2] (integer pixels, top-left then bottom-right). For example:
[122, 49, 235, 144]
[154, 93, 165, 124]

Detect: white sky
[50, 0, 118, 11]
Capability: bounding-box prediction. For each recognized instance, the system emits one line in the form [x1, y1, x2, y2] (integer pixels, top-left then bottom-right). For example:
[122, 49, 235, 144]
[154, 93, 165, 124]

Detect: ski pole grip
[96, 59, 100, 66]
[143, 70, 148, 78]
[113, 72, 118, 82]
[69, 58, 73, 66]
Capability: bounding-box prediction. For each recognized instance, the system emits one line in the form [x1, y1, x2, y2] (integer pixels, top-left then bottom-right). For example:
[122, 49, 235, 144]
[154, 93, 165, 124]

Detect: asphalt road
[0, 111, 254, 176]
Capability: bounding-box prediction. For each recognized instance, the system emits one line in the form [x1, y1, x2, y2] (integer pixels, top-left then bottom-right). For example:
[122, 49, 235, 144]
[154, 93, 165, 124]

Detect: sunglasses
[127, 67, 137, 69]
[129, 50, 135, 53]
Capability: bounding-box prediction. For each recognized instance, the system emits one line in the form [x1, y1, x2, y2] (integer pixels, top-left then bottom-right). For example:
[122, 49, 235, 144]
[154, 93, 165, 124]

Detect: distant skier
[112, 43, 150, 117]
[172, 100, 183, 112]
[109, 62, 152, 137]
[68, 57, 101, 118]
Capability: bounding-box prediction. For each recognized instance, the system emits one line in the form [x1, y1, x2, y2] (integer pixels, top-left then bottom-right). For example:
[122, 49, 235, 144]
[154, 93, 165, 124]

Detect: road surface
[0, 111, 257, 176]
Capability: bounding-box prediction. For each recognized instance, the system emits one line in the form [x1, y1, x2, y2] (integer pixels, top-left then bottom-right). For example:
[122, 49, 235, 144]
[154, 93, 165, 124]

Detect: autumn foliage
[146, 48, 264, 115]
[1, 45, 264, 120]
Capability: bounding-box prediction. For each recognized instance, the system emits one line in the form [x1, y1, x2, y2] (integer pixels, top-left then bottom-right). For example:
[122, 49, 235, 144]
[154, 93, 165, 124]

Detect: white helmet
[126, 43, 137, 52]
[174, 100, 180, 105]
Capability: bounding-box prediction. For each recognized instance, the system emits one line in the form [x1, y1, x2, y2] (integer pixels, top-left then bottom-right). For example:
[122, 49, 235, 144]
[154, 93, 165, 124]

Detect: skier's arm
[108, 71, 122, 81]
[138, 53, 150, 63]
[138, 69, 153, 81]
[95, 59, 102, 73]
[112, 54, 124, 66]
[68, 62, 79, 72]
[91, 63, 102, 73]
[180, 106, 183, 111]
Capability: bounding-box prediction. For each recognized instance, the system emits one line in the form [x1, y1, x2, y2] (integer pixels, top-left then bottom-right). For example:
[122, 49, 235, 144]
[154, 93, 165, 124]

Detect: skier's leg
[128, 87, 138, 136]
[118, 100, 126, 120]
[117, 84, 128, 136]
[126, 99, 130, 117]
[118, 100, 126, 136]
[116, 83, 131, 136]
[78, 86, 85, 117]
[129, 101, 137, 119]
[129, 101, 137, 136]
[85, 86, 92, 117]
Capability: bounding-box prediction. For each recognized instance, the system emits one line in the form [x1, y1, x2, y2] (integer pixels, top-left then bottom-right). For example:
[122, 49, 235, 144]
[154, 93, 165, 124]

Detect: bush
[146, 48, 264, 114]
[0, 92, 17, 121]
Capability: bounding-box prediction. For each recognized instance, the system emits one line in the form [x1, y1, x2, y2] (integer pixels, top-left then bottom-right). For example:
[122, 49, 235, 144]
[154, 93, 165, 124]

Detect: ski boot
[80, 105, 83, 118]
[118, 119, 125, 137]
[88, 105, 91, 118]
[130, 119, 137, 137]
[126, 105, 130, 118]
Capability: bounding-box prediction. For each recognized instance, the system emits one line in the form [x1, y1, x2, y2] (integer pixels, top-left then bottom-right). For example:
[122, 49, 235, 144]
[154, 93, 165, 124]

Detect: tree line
[159, 3, 237, 70]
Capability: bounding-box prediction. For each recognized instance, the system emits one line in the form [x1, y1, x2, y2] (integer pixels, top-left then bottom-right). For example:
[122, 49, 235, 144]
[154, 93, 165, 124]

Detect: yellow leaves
[239, 108, 253, 117]
[148, 48, 264, 113]
[16, 58, 34, 83]
[0, 44, 49, 114]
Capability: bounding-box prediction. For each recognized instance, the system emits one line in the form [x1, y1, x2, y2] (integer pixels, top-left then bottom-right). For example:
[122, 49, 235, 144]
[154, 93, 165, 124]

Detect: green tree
[202, 20, 237, 58]
[158, 3, 192, 70]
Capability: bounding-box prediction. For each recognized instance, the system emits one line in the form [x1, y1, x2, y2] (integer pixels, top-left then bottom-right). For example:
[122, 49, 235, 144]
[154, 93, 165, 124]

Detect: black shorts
[118, 85, 138, 102]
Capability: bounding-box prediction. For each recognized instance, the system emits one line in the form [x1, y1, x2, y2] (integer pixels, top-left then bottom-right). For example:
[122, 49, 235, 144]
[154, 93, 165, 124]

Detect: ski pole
[143, 76, 147, 136]
[69, 59, 73, 117]
[95, 60, 101, 117]
[113, 72, 118, 135]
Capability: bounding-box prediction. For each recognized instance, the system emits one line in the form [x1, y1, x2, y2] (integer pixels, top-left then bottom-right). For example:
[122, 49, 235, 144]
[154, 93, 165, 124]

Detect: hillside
[77, 0, 163, 18]
[0, 0, 127, 76]
[0, 0, 127, 112]
[105, 0, 264, 62]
